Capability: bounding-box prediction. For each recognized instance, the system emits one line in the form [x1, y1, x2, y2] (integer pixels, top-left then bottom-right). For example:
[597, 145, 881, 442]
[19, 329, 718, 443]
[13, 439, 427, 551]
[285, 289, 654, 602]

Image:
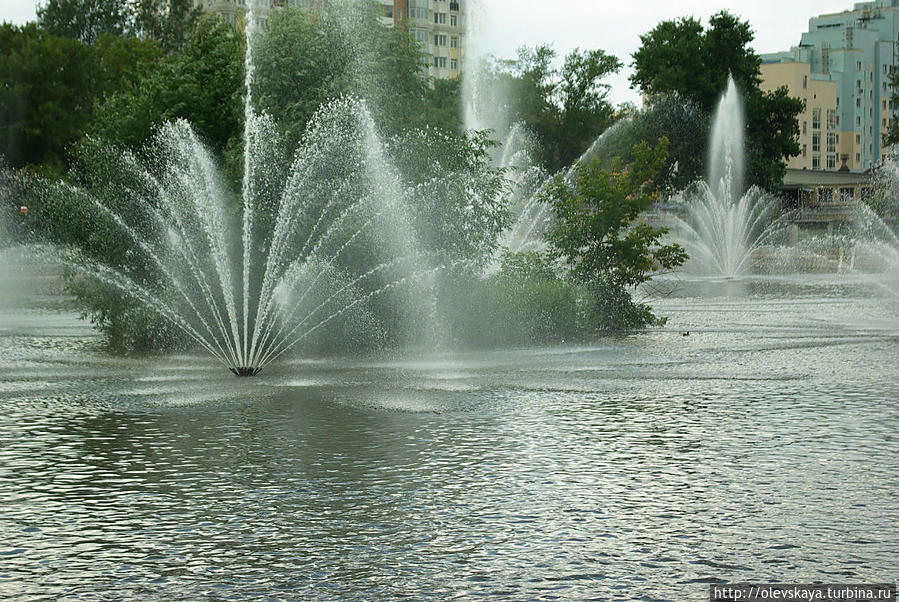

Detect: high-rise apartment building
[193, 0, 465, 79]
[760, 0, 899, 172]
[392, 0, 465, 79]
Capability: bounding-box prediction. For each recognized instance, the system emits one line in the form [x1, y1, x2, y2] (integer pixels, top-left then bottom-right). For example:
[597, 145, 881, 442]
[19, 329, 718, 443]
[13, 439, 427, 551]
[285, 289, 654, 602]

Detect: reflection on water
[0, 277, 897, 600]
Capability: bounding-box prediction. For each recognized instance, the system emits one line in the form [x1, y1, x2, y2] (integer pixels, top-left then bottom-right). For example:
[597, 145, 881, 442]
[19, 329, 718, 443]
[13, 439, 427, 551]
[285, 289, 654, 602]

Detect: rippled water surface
[1, 273, 897, 600]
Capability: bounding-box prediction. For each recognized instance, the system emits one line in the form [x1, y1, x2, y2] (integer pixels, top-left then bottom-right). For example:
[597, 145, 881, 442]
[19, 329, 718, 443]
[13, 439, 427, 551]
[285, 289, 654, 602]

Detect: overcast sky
[2, 0, 855, 105]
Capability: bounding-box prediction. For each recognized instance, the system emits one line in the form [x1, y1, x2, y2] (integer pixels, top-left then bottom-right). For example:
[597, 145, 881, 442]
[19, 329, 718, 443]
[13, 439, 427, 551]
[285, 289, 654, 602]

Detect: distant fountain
[665, 76, 784, 276]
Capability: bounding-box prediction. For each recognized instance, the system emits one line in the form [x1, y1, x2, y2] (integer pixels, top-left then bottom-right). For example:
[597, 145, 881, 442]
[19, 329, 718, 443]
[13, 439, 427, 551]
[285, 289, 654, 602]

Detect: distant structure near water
[192, 0, 466, 80]
[760, 0, 899, 173]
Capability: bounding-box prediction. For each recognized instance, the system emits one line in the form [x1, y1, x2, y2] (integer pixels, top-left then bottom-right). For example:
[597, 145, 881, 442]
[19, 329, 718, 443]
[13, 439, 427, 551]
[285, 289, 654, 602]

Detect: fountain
[18, 1, 514, 376]
[665, 76, 785, 277]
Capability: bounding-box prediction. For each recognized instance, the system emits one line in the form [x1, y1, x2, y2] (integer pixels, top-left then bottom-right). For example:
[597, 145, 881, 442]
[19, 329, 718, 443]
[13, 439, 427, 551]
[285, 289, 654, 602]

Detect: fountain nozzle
[230, 366, 262, 377]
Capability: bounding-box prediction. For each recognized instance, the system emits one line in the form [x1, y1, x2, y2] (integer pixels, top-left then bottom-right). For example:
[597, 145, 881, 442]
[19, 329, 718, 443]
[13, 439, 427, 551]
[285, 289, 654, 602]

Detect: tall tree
[37, 0, 129, 45]
[253, 3, 435, 146]
[631, 11, 802, 192]
[0, 23, 159, 170]
[89, 18, 244, 157]
[496, 44, 621, 172]
[37, 0, 198, 50]
[132, 0, 200, 52]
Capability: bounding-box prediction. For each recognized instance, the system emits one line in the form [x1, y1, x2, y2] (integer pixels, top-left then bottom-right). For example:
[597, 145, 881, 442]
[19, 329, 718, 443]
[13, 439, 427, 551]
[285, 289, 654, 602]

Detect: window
[826, 132, 836, 153]
[450, 36, 457, 48]
[827, 154, 836, 170]
[802, 144, 807, 157]
[450, 14, 457, 26]
[826, 109, 835, 129]
[818, 187, 833, 202]
[839, 187, 855, 201]
[856, 116, 861, 126]
[812, 133, 820, 152]
[434, 12, 446, 24]
[433, 34, 447, 46]
[802, 121, 807, 135]
[812, 108, 821, 129]
[856, 133, 861, 144]
[857, 98, 861, 108]
[408, 0, 428, 19]
[433, 56, 447, 68]
[857, 79, 862, 89]
[857, 60, 862, 70]
[856, 153, 861, 163]
[803, 75, 808, 89]
[813, 155, 821, 170]
[451, 58, 458, 70]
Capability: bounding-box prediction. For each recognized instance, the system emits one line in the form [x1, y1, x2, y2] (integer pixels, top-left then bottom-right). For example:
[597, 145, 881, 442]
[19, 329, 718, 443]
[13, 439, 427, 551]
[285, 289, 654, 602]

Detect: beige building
[760, 61, 852, 171]
[393, 0, 464, 79]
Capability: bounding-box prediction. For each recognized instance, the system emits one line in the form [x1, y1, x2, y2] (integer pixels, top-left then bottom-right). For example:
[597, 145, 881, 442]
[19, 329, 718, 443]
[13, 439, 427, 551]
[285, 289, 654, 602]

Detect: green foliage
[438, 252, 588, 347]
[89, 18, 244, 157]
[631, 10, 802, 192]
[382, 128, 509, 269]
[423, 77, 463, 133]
[0, 23, 160, 171]
[493, 44, 621, 171]
[542, 138, 686, 329]
[253, 3, 438, 149]
[744, 86, 803, 193]
[38, 0, 199, 49]
[599, 93, 708, 190]
[37, 0, 129, 44]
[0, 24, 93, 171]
[131, 0, 200, 52]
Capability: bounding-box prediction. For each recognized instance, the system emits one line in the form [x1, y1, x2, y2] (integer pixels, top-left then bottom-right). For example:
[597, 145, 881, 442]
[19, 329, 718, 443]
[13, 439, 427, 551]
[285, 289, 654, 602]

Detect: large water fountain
[17, 2, 512, 376]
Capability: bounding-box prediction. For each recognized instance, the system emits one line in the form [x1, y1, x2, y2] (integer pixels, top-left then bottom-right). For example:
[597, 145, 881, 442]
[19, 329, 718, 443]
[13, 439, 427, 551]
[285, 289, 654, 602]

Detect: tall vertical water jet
[708, 76, 744, 204]
[666, 75, 783, 276]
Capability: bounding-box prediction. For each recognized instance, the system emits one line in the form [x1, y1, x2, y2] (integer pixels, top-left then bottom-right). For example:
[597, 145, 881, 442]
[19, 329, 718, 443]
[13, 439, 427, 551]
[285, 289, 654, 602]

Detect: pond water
[1, 273, 897, 600]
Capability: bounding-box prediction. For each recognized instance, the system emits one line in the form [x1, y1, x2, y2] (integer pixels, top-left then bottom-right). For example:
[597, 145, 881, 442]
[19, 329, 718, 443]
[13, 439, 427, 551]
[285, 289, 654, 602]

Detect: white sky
[2, 0, 856, 105]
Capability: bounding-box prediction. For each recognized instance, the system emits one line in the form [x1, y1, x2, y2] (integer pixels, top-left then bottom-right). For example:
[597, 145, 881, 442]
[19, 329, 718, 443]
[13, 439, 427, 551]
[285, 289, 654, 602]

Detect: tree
[37, 0, 129, 45]
[0, 23, 159, 171]
[253, 3, 437, 147]
[37, 0, 198, 50]
[631, 11, 802, 192]
[423, 77, 463, 133]
[541, 138, 687, 329]
[132, 0, 200, 52]
[495, 44, 622, 172]
[597, 93, 709, 190]
[0, 24, 94, 170]
[89, 18, 244, 158]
